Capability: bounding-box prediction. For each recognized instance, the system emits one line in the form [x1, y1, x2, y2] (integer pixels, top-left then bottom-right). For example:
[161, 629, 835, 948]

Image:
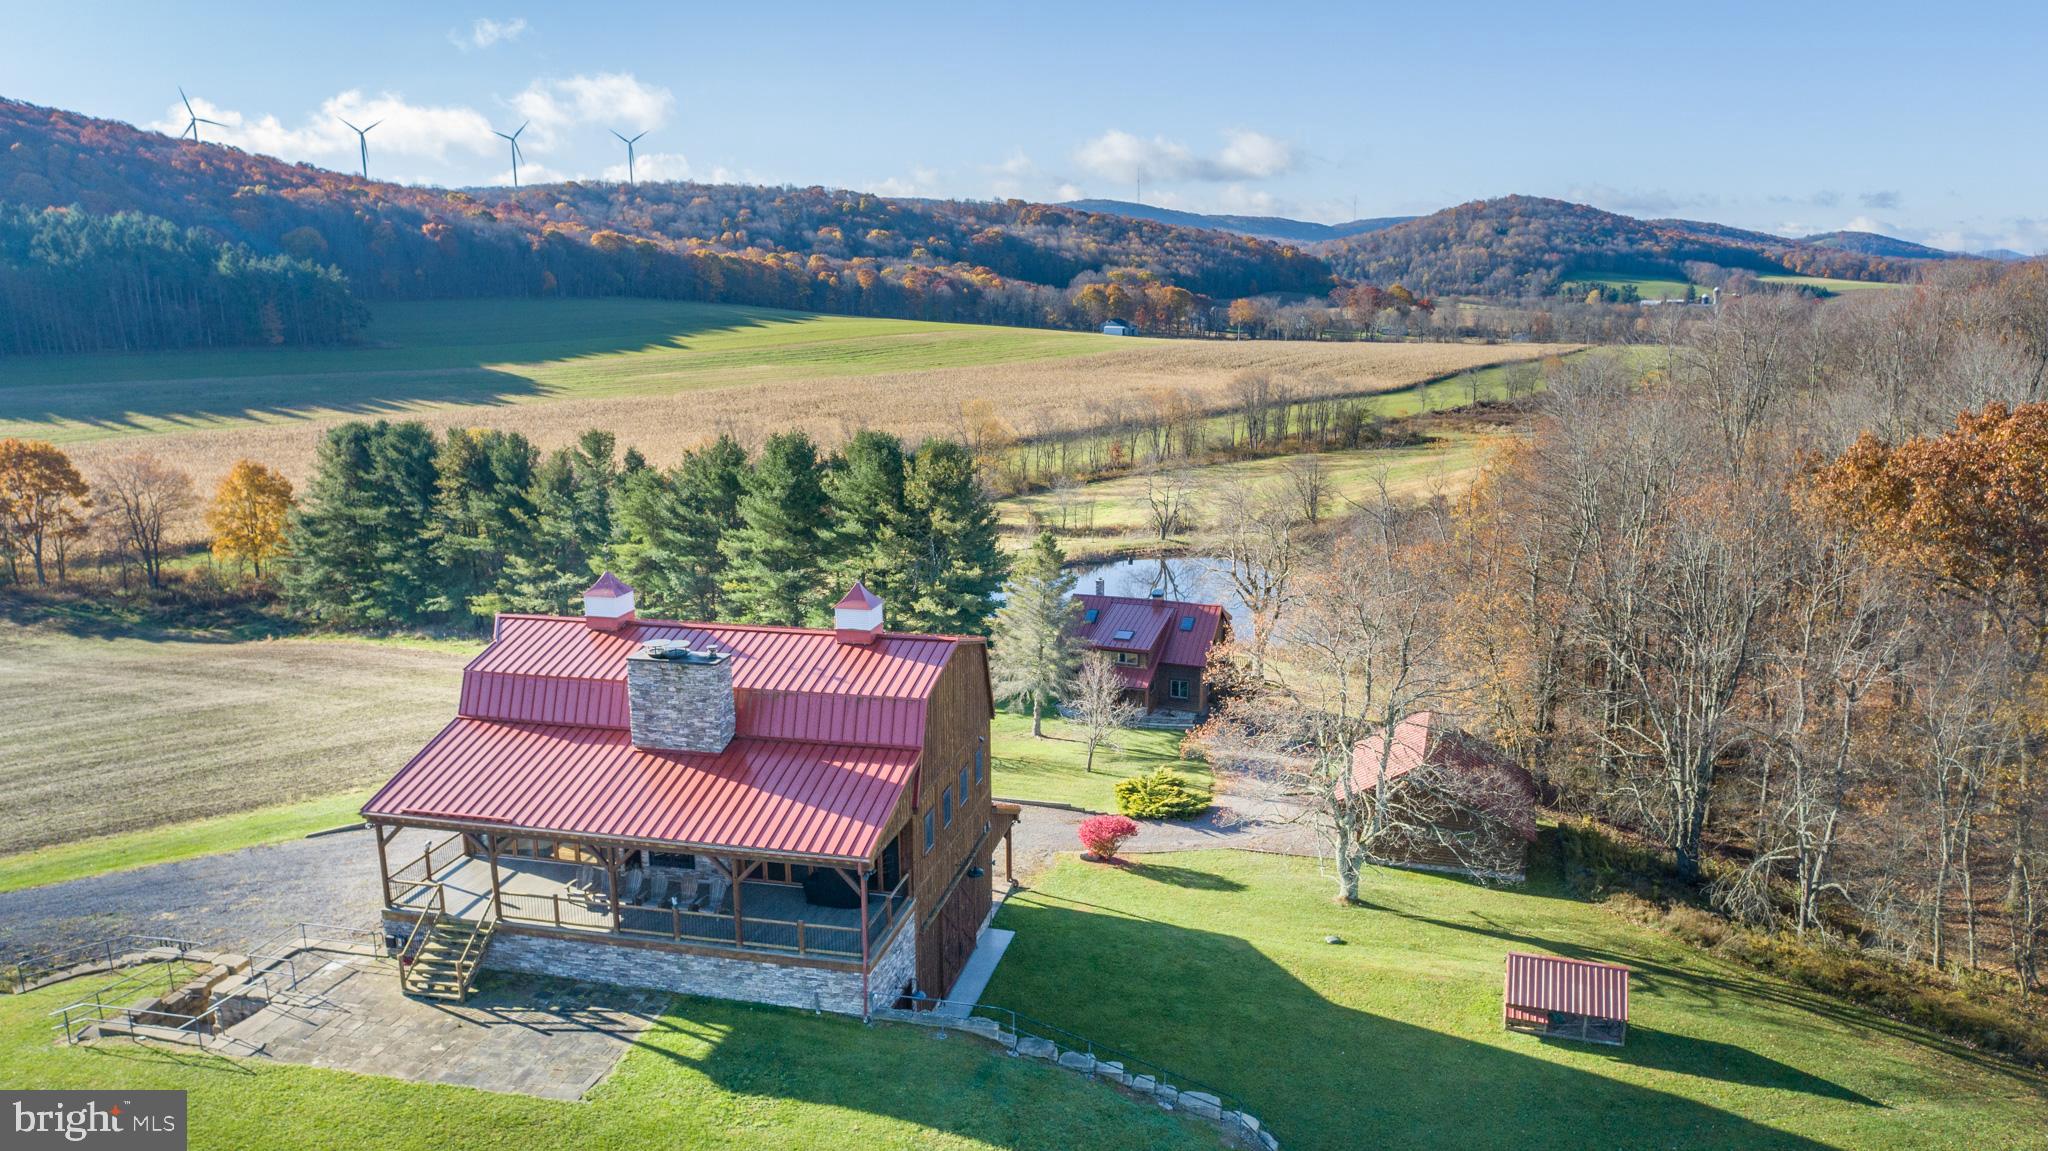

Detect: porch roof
[364, 718, 920, 863]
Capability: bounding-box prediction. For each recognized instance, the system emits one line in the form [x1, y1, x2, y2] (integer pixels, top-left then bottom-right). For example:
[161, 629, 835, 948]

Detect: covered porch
[380, 830, 912, 964]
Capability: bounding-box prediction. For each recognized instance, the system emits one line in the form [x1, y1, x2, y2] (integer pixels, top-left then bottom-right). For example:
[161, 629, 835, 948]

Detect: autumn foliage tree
[207, 459, 295, 579]
[0, 438, 91, 585]
[92, 453, 196, 589]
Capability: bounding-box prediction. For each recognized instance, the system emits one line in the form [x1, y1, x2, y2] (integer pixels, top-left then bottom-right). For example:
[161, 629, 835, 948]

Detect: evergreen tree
[990, 531, 1083, 736]
[895, 438, 1008, 634]
[283, 420, 439, 626]
[612, 434, 747, 620]
[824, 429, 910, 597]
[721, 431, 831, 625]
[431, 428, 537, 621]
[494, 431, 621, 614]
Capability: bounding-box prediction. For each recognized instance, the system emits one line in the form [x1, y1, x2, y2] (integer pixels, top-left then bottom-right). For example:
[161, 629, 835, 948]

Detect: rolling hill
[1063, 198, 1413, 244]
[1800, 230, 1959, 259]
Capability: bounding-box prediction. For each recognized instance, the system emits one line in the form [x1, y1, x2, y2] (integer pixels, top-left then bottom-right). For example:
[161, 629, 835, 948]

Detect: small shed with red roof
[1504, 952, 1630, 1046]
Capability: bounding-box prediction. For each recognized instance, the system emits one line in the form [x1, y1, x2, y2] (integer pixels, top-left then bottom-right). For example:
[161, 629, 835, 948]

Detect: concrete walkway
[933, 927, 1015, 1017]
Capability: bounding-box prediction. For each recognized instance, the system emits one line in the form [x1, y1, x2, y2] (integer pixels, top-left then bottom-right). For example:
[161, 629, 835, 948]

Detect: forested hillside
[1322, 195, 1942, 296]
[0, 98, 1330, 346]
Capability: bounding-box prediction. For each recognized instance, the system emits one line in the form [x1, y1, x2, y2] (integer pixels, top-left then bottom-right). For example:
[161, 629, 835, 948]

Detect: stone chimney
[834, 582, 884, 646]
[583, 572, 637, 632]
[625, 643, 736, 754]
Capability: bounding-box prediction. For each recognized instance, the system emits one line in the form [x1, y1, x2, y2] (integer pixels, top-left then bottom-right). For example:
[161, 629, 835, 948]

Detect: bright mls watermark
[6, 1092, 185, 1149]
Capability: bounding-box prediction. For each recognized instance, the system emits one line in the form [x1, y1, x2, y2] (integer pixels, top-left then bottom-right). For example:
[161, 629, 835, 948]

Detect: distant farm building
[1350, 712, 1539, 880]
[1503, 952, 1630, 1046]
[1074, 585, 1226, 722]
[1100, 318, 1136, 336]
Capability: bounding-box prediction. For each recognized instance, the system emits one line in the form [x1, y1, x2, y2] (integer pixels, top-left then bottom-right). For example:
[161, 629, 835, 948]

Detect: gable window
[942, 786, 955, 827]
[959, 764, 971, 801]
[1114, 651, 1143, 667]
[1170, 678, 1191, 701]
[973, 746, 984, 784]
[924, 810, 936, 853]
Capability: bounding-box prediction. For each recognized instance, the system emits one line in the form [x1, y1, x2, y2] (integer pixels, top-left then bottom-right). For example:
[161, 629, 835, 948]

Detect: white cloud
[603, 151, 691, 182]
[1073, 129, 1299, 185]
[453, 17, 527, 52]
[511, 73, 672, 148]
[147, 89, 499, 170]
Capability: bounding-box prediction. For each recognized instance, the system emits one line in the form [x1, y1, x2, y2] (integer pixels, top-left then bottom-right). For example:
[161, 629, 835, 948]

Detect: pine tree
[282, 420, 438, 626]
[896, 438, 1008, 634]
[990, 531, 1083, 736]
[721, 431, 831, 625]
[612, 433, 747, 619]
[431, 428, 537, 621]
[494, 433, 620, 614]
[825, 429, 910, 599]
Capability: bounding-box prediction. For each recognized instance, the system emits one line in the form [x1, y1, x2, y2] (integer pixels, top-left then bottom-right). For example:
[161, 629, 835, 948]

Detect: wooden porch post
[485, 834, 506, 920]
[605, 846, 623, 934]
[373, 822, 398, 906]
[859, 865, 873, 1021]
[1004, 826, 1014, 885]
[730, 856, 746, 946]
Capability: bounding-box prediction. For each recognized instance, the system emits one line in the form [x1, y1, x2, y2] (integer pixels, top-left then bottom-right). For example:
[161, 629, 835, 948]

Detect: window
[923, 810, 935, 853]
[959, 765, 971, 801]
[1083, 608, 1100, 623]
[1179, 615, 1195, 632]
[942, 786, 955, 827]
[1114, 651, 1143, 667]
[1170, 678, 1191, 701]
[973, 746, 984, 783]
[1111, 628, 1135, 641]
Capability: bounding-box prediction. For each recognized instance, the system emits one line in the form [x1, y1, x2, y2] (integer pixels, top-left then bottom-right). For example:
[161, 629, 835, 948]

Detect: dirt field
[0, 624, 471, 856]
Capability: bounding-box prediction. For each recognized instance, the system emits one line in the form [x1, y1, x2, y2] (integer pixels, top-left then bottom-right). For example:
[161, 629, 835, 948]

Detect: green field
[0, 977, 1213, 1151]
[1561, 275, 1697, 300]
[0, 299, 1104, 445]
[1757, 274, 1905, 294]
[990, 712, 1207, 811]
[986, 850, 2048, 1151]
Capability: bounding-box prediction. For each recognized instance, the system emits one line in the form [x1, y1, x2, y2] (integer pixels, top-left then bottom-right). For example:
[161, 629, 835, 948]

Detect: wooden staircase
[400, 912, 495, 1003]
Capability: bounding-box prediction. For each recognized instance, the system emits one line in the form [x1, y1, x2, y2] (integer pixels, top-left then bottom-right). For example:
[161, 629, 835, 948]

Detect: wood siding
[904, 641, 995, 1000]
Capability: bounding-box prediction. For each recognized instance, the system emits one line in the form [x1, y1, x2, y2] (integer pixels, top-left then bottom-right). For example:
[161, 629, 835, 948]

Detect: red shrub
[1078, 815, 1141, 862]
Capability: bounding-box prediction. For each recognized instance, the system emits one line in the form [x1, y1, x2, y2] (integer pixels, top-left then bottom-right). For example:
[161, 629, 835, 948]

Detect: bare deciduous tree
[1072, 651, 1141, 772]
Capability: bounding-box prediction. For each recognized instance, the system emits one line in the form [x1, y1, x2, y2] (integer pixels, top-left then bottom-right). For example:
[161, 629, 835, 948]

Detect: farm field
[1001, 428, 1509, 553]
[0, 975, 1213, 1151]
[1560, 275, 1696, 300]
[0, 622, 472, 858]
[986, 849, 2048, 1151]
[1757, 274, 1903, 293]
[0, 298, 1574, 490]
[990, 712, 1205, 812]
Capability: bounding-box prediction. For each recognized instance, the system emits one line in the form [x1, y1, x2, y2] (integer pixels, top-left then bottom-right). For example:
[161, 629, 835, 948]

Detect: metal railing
[387, 834, 462, 891]
[497, 871, 914, 963]
[49, 961, 286, 1049]
[874, 993, 1273, 1147]
[3, 935, 203, 994]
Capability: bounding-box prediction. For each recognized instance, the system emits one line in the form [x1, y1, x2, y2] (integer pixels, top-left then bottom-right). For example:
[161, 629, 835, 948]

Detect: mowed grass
[1001, 430, 1510, 551]
[990, 712, 1206, 811]
[1, 297, 1574, 492]
[986, 850, 2048, 1151]
[0, 623, 472, 858]
[1757, 274, 1906, 294]
[0, 978, 1214, 1151]
[1561, 275, 1697, 300]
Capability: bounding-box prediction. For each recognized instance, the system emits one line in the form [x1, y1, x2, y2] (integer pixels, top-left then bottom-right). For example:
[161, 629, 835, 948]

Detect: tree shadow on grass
[1125, 861, 1248, 892]
[982, 896, 1864, 1151]
[0, 301, 812, 436]
[1605, 1026, 1879, 1105]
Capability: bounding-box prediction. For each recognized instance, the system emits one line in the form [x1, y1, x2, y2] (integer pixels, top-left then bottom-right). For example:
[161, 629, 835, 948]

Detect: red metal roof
[364, 720, 919, 862]
[1504, 952, 1630, 1021]
[1074, 594, 1223, 668]
[835, 582, 881, 610]
[1352, 713, 1539, 841]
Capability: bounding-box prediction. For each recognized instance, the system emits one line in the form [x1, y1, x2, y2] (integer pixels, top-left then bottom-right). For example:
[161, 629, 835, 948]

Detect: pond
[1068, 555, 1247, 631]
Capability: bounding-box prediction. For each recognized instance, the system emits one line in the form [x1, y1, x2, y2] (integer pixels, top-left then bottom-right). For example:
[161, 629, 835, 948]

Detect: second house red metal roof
[365, 720, 920, 862]
[1074, 594, 1224, 667]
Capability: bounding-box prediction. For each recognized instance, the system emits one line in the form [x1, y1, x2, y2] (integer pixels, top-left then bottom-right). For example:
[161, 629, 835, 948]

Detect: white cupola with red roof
[834, 581, 884, 645]
[583, 571, 637, 632]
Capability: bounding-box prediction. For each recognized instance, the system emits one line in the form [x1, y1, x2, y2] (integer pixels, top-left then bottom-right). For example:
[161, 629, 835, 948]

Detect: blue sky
[6, 1, 2043, 252]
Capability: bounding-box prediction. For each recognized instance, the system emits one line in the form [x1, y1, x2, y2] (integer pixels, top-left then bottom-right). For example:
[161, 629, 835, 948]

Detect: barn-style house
[1073, 584, 1227, 721]
[364, 576, 1012, 1014]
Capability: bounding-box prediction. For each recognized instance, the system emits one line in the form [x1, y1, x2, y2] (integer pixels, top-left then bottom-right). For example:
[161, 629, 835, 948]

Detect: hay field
[0, 298, 1573, 491]
[0, 623, 472, 856]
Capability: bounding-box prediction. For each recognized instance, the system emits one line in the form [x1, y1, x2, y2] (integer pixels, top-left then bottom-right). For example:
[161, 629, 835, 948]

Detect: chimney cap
[586, 571, 634, 598]
[1149, 588, 1166, 598]
[835, 581, 882, 611]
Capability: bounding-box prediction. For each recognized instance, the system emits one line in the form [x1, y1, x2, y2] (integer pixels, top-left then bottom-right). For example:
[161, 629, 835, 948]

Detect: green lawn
[990, 712, 1207, 811]
[0, 977, 1213, 1151]
[1757, 274, 1905, 294]
[0, 298, 1105, 444]
[1561, 275, 1697, 301]
[985, 850, 2048, 1151]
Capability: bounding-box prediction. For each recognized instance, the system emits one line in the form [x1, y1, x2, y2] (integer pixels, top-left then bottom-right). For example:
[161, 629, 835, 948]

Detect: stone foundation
[448, 920, 916, 1017]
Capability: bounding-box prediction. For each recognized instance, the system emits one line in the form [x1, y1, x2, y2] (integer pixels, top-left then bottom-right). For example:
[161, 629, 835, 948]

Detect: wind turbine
[494, 121, 529, 188]
[610, 129, 647, 185]
[338, 117, 381, 178]
[178, 87, 225, 144]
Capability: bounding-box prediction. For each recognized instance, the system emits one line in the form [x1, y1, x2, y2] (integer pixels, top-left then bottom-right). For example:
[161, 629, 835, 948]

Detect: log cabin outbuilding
[364, 575, 1012, 1013]
[1073, 585, 1227, 721]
